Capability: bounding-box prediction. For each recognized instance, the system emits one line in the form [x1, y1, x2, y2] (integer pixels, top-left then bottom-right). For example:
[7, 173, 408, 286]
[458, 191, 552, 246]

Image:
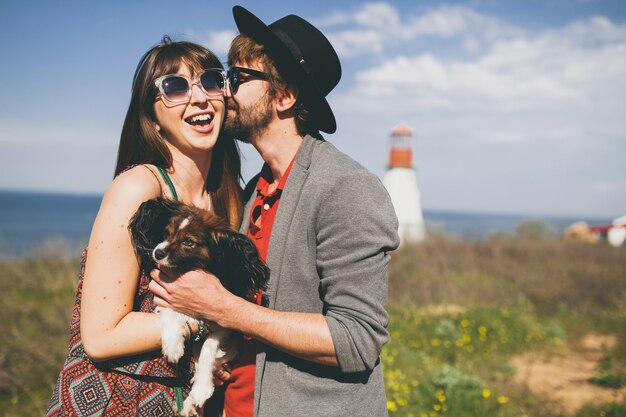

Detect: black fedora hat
[232, 6, 342, 134]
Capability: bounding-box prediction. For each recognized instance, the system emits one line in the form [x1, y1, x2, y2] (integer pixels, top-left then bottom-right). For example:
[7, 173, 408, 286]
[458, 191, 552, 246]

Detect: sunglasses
[227, 67, 269, 93]
[154, 69, 226, 104]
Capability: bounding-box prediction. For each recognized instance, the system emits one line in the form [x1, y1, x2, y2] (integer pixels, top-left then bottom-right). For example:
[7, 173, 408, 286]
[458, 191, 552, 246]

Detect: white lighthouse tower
[383, 124, 426, 243]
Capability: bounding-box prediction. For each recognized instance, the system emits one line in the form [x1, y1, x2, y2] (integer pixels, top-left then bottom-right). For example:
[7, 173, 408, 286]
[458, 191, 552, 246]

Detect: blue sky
[1, 0, 625, 218]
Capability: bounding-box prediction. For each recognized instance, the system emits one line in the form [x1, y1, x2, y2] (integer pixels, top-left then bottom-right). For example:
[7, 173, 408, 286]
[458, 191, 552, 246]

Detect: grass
[575, 402, 626, 417]
[0, 249, 79, 416]
[589, 374, 626, 389]
[0, 235, 625, 416]
[383, 299, 563, 417]
[385, 236, 626, 417]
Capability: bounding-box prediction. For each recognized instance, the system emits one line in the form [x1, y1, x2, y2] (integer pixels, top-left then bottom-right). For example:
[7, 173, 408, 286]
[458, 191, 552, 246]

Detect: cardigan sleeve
[315, 170, 400, 373]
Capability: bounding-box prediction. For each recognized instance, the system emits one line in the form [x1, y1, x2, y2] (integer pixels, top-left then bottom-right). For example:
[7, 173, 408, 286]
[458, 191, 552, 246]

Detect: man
[149, 6, 400, 416]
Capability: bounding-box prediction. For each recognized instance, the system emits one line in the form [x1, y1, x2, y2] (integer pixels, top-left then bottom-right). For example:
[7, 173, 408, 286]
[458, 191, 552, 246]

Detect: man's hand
[148, 268, 231, 323]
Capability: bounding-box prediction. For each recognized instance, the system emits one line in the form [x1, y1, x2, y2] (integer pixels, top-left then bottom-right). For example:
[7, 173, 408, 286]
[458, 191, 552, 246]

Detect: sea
[0, 189, 611, 259]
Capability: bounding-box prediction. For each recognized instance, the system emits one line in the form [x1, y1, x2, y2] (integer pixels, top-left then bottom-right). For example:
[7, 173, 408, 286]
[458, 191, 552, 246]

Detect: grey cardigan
[241, 135, 400, 417]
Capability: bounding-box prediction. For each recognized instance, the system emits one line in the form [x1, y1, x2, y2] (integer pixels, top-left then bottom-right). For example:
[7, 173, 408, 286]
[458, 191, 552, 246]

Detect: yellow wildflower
[482, 388, 491, 398]
[436, 390, 446, 403]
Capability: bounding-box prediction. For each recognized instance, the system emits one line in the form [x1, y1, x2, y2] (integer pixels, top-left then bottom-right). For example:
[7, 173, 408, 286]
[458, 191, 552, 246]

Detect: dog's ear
[213, 231, 270, 300]
[128, 197, 178, 270]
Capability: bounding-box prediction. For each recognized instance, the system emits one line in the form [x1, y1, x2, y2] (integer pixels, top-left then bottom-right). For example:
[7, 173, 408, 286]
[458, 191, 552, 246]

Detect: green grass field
[1, 236, 624, 416]
[385, 236, 626, 417]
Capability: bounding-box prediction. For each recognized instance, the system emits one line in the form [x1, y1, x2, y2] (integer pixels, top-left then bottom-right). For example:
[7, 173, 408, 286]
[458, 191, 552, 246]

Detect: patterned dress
[46, 250, 193, 416]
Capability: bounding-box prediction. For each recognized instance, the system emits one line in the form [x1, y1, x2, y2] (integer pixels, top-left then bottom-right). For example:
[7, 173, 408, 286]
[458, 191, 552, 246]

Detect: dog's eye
[181, 238, 196, 248]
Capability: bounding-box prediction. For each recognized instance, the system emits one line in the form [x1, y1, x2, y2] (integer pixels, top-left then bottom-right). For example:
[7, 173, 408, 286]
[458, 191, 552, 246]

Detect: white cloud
[310, 11, 353, 27]
[186, 29, 237, 61]
[327, 3, 523, 57]
[349, 52, 580, 112]
[336, 11, 626, 117]
[329, 30, 386, 57]
[354, 2, 401, 30]
[405, 6, 472, 38]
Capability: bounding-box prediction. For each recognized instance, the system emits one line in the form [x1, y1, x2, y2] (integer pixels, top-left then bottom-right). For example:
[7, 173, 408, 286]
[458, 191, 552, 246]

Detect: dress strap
[156, 166, 178, 201]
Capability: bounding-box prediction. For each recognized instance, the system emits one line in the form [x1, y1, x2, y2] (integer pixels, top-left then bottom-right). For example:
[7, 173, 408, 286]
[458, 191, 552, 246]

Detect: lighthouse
[382, 124, 426, 243]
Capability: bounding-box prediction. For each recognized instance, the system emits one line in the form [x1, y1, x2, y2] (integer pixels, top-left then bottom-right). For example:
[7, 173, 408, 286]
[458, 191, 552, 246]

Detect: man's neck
[252, 123, 303, 189]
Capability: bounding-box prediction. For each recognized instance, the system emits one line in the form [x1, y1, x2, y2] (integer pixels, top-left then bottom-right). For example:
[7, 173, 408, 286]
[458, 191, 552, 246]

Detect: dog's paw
[188, 382, 215, 407]
[161, 332, 186, 363]
[180, 398, 200, 417]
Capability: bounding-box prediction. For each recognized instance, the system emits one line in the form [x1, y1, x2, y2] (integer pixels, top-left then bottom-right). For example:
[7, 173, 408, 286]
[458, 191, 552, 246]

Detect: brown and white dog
[129, 197, 269, 416]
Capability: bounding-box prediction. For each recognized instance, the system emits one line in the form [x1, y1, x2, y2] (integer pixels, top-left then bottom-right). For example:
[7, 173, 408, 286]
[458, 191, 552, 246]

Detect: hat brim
[232, 6, 337, 133]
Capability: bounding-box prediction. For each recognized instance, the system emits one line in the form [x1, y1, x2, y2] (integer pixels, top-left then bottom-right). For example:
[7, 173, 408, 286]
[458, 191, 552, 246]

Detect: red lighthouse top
[388, 123, 413, 169]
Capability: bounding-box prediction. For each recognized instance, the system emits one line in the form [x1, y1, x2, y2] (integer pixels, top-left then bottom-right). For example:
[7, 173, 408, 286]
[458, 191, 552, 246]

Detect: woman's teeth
[187, 114, 213, 125]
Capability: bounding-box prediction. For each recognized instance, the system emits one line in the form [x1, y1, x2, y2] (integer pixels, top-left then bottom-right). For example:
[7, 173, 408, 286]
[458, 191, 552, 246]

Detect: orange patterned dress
[46, 250, 193, 416]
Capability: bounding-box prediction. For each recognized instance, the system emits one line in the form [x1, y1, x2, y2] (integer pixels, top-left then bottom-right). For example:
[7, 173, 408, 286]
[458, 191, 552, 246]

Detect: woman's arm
[80, 166, 163, 361]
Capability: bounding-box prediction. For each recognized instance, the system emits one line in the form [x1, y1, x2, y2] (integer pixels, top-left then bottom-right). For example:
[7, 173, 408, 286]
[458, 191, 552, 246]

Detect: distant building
[382, 124, 426, 243]
[608, 215, 626, 247]
[563, 214, 626, 247]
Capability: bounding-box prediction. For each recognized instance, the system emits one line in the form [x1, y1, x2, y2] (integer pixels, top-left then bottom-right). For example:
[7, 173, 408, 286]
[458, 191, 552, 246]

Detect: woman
[46, 36, 241, 416]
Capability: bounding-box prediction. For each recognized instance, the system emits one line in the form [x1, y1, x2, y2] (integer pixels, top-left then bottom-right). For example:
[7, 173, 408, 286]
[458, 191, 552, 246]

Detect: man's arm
[313, 170, 400, 373]
[149, 269, 339, 366]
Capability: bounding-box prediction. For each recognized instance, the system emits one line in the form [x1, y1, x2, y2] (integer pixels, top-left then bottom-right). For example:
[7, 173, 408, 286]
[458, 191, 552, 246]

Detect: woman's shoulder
[103, 165, 162, 208]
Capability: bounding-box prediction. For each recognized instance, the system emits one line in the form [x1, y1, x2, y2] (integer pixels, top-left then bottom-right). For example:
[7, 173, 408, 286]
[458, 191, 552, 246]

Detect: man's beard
[224, 92, 273, 143]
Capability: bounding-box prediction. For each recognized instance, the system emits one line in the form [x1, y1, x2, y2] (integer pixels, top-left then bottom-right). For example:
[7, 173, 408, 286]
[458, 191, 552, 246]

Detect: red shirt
[223, 157, 296, 417]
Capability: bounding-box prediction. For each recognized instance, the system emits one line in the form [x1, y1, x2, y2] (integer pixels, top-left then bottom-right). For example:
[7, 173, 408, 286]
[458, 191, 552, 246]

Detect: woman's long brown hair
[115, 36, 242, 228]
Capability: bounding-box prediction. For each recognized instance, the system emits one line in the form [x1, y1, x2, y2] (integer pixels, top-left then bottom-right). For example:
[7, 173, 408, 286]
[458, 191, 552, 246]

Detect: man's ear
[275, 85, 298, 112]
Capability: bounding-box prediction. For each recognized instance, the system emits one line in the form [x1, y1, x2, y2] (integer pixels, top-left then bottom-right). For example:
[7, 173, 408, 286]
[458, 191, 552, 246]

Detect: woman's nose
[189, 83, 208, 104]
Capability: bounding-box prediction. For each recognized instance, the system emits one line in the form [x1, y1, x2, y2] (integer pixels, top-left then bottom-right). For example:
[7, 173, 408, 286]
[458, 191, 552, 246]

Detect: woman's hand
[213, 362, 232, 387]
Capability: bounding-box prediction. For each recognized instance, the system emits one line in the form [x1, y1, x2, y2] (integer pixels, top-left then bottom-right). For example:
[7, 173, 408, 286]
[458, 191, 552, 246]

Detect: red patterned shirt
[223, 156, 296, 417]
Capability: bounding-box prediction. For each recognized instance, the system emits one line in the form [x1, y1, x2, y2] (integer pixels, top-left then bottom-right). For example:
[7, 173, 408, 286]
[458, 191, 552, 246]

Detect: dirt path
[511, 334, 625, 413]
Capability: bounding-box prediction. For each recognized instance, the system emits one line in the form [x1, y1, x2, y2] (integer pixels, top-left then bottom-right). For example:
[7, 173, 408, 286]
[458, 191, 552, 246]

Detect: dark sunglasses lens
[200, 71, 224, 94]
[161, 76, 189, 101]
[228, 69, 240, 91]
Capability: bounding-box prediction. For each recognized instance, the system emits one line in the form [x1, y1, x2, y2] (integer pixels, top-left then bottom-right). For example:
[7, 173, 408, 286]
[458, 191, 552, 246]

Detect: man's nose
[223, 79, 233, 98]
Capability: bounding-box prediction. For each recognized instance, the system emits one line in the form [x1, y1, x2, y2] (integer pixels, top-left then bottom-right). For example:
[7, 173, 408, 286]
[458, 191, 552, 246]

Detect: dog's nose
[154, 248, 166, 260]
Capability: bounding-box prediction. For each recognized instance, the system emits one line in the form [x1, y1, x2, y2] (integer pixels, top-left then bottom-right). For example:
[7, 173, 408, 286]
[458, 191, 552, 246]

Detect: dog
[129, 197, 269, 417]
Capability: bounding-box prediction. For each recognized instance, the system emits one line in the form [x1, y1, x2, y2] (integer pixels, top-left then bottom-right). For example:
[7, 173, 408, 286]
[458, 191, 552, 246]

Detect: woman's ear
[276, 85, 298, 112]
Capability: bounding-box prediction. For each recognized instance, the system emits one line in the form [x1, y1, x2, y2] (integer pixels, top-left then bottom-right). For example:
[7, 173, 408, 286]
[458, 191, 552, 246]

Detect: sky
[1, 0, 625, 219]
